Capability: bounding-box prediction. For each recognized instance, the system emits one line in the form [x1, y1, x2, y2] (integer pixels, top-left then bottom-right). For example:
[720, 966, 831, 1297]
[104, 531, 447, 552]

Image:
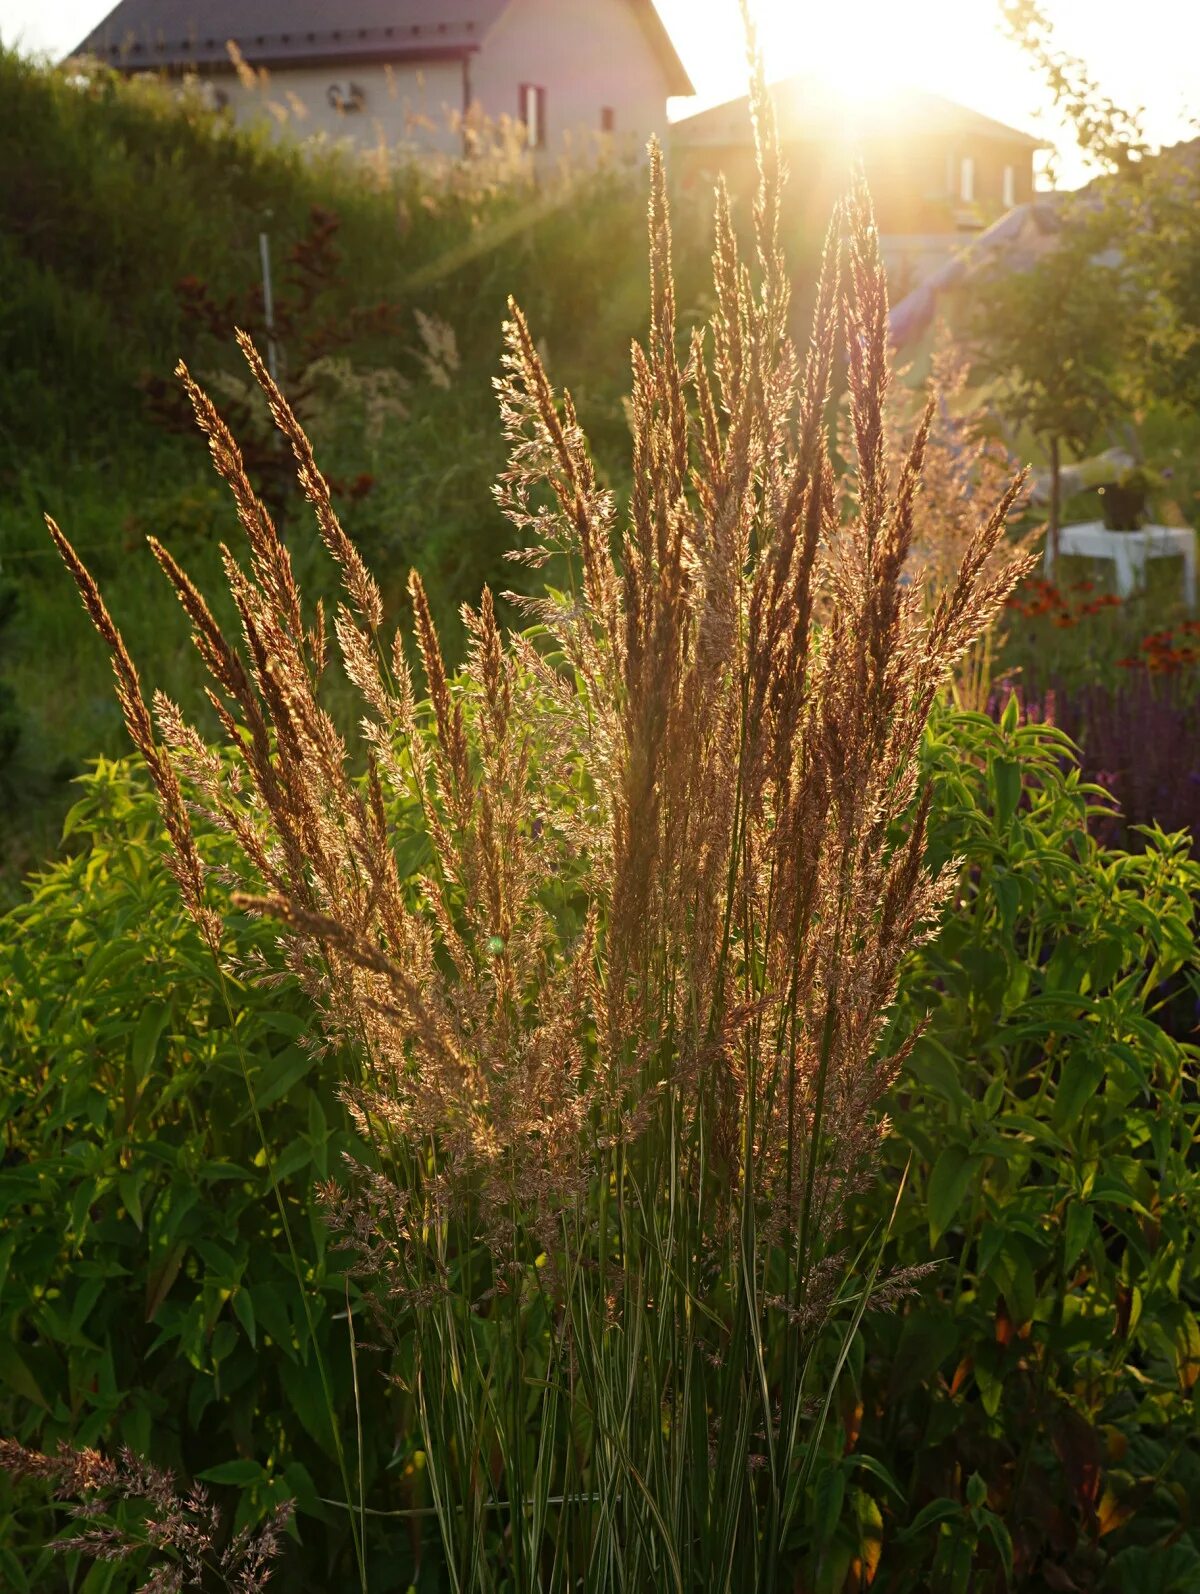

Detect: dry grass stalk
[862, 335, 1036, 709]
[0, 1438, 289, 1592]
[47, 29, 1028, 1589]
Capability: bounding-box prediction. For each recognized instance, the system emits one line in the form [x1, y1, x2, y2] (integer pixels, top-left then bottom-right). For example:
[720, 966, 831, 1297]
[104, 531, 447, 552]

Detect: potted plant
[1098, 463, 1166, 530]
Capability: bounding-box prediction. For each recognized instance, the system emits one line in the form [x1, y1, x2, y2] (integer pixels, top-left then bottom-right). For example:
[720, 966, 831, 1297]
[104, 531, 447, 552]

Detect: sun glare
[762, 0, 900, 102]
[661, 0, 1032, 138]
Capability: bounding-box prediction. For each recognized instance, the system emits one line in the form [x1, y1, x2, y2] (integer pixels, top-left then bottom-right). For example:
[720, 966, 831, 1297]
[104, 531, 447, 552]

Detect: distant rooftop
[673, 75, 1044, 150]
[70, 1, 508, 71]
[69, 0, 695, 94]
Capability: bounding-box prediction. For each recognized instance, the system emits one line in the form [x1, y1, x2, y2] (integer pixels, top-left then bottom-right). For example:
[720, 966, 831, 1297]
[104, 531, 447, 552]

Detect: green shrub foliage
[0, 764, 418, 1591]
[842, 704, 1200, 1591]
[4, 704, 1199, 1589]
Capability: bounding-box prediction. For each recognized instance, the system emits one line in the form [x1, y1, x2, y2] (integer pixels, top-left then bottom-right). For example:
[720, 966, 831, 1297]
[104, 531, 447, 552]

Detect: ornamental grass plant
[28, 35, 1029, 1593]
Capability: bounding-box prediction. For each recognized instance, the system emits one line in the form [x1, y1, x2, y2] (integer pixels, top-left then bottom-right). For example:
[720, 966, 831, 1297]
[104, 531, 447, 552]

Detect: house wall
[202, 0, 673, 163]
[956, 135, 1036, 210]
[213, 59, 469, 155]
[673, 132, 1036, 237]
[472, 0, 672, 160]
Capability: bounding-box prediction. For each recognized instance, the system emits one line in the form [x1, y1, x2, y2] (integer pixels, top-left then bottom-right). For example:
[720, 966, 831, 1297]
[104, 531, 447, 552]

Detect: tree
[999, 0, 1200, 413]
[969, 2, 1199, 547]
[967, 216, 1144, 557]
[998, 0, 1149, 179]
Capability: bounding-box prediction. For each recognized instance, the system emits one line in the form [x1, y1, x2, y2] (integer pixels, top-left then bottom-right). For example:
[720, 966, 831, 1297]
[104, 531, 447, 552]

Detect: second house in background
[672, 76, 1045, 292]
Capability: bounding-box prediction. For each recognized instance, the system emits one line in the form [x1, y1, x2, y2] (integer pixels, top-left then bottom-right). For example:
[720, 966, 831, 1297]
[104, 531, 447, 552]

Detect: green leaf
[974, 1358, 1004, 1418]
[896, 1496, 963, 1543]
[252, 1283, 295, 1354]
[131, 1001, 170, 1082]
[980, 1511, 1014, 1580]
[908, 1037, 973, 1113]
[198, 1459, 266, 1486]
[0, 1338, 49, 1409]
[1172, 1310, 1200, 1393]
[280, 1353, 335, 1450]
[210, 1322, 238, 1365]
[144, 1241, 187, 1322]
[272, 1138, 316, 1183]
[1062, 1201, 1093, 1270]
[927, 1145, 977, 1245]
[810, 1462, 845, 1545]
[850, 1453, 905, 1501]
[887, 1311, 959, 1401]
[248, 1044, 317, 1114]
[1107, 1542, 1200, 1594]
[992, 758, 1022, 826]
[1053, 1051, 1105, 1129]
[232, 1288, 257, 1349]
[281, 1461, 325, 1520]
[117, 1171, 145, 1231]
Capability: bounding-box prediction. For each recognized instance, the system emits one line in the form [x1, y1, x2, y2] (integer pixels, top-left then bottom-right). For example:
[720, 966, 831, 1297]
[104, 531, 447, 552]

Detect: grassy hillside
[0, 50, 757, 890]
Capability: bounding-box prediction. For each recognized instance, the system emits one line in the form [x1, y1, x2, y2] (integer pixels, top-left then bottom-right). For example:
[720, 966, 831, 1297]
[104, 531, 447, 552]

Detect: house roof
[69, 0, 694, 93]
[672, 75, 1043, 151]
[70, 1, 509, 72]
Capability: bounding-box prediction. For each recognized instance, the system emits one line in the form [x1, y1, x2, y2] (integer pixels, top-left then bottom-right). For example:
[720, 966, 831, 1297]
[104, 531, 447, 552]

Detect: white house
[70, 0, 694, 159]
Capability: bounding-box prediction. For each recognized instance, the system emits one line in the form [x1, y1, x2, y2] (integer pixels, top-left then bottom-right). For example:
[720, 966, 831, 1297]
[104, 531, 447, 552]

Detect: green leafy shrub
[7, 714, 1198, 1590]
[840, 704, 1200, 1591]
[0, 763, 419, 1591]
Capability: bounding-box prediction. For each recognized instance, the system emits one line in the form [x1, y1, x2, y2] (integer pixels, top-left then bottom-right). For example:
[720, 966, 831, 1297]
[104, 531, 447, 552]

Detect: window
[519, 82, 546, 149]
[601, 105, 615, 133]
[1003, 163, 1016, 208]
[959, 155, 975, 203]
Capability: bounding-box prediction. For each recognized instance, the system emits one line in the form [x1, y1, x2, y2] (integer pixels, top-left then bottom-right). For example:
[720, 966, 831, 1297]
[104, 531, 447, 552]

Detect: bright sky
[2, 0, 1196, 188]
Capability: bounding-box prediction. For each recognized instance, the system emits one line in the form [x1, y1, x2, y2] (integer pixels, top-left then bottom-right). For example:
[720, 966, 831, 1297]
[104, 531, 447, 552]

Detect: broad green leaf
[117, 1171, 145, 1231]
[280, 1352, 335, 1450]
[144, 1241, 187, 1322]
[247, 1044, 317, 1115]
[232, 1287, 257, 1349]
[0, 1339, 49, 1409]
[887, 1311, 959, 1401]
[1062, 1201, 1093, 1270]
[198, 1458, 266, 1486]
[991, 758, 1022, 827]
[927, 1145, 977, 1245]
[1107, 1542, 1200, 1593]
[1053, 1051, 1105, 1130]
[810, 1462, 845, 1545]
[131, 1001, 170, 1082]
[896, 1497, 962, 1542]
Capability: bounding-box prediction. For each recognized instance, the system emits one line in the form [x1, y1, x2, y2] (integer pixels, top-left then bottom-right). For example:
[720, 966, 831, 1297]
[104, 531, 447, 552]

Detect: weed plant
[18, 38, 1029, 1594]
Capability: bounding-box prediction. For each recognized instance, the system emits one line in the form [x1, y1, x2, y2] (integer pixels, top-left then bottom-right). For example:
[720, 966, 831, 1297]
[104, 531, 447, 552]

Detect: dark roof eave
[79, 41, 479, 73]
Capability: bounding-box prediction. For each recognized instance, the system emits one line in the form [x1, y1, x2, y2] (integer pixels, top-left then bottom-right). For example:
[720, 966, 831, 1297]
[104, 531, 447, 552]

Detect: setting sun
[746, 0, 934, 100]
[656, 0, 1197, 188]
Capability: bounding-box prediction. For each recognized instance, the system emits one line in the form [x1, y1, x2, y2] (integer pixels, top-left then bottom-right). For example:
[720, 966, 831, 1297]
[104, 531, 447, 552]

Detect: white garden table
[1043, 521, 1197, 609]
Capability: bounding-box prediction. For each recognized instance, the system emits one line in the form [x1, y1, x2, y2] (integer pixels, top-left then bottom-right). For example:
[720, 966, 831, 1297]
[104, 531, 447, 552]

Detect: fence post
[259, 230, 279, 383]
